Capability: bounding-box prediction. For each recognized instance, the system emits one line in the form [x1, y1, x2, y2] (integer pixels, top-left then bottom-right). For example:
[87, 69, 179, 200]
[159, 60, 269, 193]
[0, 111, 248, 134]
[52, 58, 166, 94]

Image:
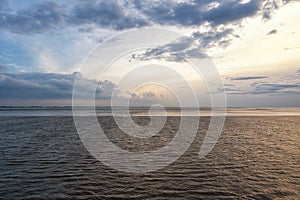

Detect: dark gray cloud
[135, 0, 264, 27]
[192, 28, 236, 49]
[69, 1, 149, 30]
[129, 91, 159, 104]
[266, 29, 277, 35]
[230, 76, 269, 81]
[217, 72, 300, 96]
[262, 0, 297, 19]
[129, 91, 156, 99]
[255, 83, 299, 91]
[132, 27, 236, 62]
[0, 1, 64, 33]
[203, 0, 260, 25]
[0, 72, 117, 100]
[0, 64, 6, 71]
[0, 0, 295, 34]
[221, 80, 300, 95]
[142, 91, 156, 98]
[262, 0, 279, 19]
[223, 86, 300, 95]
[132, 36, 207, 62]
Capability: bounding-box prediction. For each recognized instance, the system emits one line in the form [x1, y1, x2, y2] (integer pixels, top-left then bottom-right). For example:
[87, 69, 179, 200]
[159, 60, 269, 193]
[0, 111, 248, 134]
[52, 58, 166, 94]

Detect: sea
[0, 107, 299, 199]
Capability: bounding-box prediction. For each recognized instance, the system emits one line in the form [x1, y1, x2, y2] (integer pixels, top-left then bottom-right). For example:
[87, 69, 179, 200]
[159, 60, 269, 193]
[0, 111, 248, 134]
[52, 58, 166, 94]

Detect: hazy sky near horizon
[0, 0, 299, 107]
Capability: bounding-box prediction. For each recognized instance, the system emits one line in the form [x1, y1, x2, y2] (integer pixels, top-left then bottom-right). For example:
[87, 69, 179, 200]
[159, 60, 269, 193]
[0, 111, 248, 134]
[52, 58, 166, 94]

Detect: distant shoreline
[0, 107, 300, 117]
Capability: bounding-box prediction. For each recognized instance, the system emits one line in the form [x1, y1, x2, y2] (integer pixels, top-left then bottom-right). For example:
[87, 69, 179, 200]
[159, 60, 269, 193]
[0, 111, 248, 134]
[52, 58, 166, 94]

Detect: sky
[0, 0, 299, 107]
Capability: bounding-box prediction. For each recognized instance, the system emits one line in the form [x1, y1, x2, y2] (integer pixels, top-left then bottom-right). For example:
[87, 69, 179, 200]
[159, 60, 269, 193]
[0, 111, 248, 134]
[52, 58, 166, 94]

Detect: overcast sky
[0, 0, 299, 107]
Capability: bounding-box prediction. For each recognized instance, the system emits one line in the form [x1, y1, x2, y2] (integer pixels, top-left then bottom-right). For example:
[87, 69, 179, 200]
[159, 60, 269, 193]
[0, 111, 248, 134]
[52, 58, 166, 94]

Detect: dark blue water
[0, 114, 299, 199]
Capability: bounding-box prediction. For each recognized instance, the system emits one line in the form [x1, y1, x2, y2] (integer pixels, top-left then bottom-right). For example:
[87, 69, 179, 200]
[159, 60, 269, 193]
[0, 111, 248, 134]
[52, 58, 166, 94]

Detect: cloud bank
[0, 72, 116, 100]
[222, 73, 300, 95]
[0, 1, 292, 39]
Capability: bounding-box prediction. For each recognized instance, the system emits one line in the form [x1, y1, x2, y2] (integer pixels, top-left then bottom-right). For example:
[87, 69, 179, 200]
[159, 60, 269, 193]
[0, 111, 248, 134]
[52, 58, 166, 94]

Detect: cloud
[261, 0, 279, 19]
[266, 29, 277, 35]
[192, 28, 236, 49]
[229, 76, 269, 80]
[222, 83, 300, 95]
[0, 64, 6, 71]
[135, 0, 264, 27]
[0, 72, 117, 100]
[261, 0, 298, 19]
[132, 27, 236, 62]
[202, 0, 260, 25]
[0, 0, 297, 73]
[69, 0, 149, 30]
[132, 36, 208, 62]
[221, 73, 300, 95]
[0, 1, 64, 33]
[255, 83, 299, 91]
[128, 0, 292, 61]
[141, 91, 156, 98]
[0, 0, 294, 34]
[128, 91, 160, 105]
